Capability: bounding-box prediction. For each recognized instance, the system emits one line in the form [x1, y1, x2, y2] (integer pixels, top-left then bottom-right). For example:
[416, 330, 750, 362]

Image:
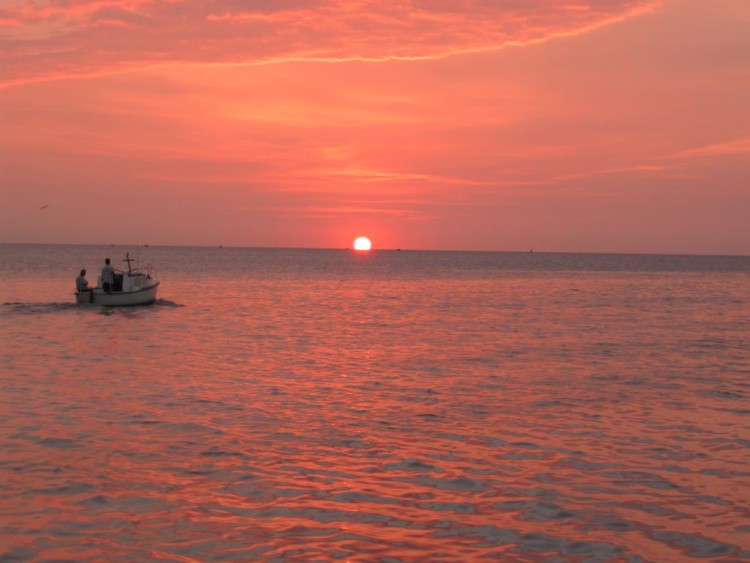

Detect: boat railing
[120, 262, 155, 279]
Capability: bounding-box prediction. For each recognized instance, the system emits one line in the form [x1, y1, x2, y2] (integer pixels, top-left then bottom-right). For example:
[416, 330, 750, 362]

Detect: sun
[353, 236, 372, 251]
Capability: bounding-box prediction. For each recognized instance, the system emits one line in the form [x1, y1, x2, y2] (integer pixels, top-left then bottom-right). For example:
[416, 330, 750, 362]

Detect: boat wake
[1, 301, 78, 315]
[153, 298, 184, 308]
[2, 298, 182, 315]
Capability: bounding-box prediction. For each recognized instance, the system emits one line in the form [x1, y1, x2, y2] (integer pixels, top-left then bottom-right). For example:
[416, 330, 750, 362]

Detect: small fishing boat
[76, 253, 159, 306]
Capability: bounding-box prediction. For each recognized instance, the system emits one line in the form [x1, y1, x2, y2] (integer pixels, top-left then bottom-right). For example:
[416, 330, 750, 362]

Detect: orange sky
[1, 0, 748, 253]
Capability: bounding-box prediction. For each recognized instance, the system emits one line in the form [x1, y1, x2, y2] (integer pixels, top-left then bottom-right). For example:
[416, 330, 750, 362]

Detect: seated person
[76, 269, 91, 292]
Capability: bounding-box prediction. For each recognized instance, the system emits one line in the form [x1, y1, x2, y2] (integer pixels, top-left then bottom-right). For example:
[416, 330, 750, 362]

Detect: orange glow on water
[0, 245, 749, 560]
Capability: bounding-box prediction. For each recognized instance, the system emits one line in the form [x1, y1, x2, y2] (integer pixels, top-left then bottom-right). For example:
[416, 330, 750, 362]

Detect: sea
[1, 243, 748, 562]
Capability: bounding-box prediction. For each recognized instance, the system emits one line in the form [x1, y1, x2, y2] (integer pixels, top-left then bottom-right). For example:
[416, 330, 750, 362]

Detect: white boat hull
[76, 282, 159, 307]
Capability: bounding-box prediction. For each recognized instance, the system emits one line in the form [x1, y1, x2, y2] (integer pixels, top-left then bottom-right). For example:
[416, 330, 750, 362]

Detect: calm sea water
[1, 244, 748, 562]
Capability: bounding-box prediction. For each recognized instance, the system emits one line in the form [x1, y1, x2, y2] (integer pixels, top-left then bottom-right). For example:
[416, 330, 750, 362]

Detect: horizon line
[0, 241, 747, 259]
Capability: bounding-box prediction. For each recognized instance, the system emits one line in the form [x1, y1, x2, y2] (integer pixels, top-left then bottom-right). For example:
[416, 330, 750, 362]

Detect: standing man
[101, 258, 114, 293]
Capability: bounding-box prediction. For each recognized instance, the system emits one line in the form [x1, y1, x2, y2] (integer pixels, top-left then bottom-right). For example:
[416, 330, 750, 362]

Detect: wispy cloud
[546, 137, 750, 185]
[674, 138, 750, 159]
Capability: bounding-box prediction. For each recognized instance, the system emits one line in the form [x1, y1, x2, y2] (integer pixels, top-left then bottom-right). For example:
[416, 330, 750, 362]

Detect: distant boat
[76, 253, 159, 306]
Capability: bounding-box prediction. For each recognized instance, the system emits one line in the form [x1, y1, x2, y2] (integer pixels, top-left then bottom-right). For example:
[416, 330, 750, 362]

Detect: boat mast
[123, 252, 133, 274]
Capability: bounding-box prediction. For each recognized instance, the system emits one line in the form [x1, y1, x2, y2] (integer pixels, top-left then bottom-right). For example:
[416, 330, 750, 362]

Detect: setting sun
[353, 236, 372, 251]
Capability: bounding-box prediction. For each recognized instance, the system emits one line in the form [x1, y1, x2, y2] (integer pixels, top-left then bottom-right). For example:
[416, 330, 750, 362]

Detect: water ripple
[1, 249, 748, 561]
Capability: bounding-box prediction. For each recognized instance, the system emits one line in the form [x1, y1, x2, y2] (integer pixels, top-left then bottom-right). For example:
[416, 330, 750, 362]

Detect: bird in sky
[40, 205, 49, 210]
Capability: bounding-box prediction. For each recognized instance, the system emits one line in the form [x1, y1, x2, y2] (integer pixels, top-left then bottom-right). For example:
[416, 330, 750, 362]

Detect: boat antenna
[123, 252, 133, 274]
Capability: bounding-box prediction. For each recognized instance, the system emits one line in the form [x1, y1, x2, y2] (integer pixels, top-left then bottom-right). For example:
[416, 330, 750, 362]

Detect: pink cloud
[0, 0, 659, 86]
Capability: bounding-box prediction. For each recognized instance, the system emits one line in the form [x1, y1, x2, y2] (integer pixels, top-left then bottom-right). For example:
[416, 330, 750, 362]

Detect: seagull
[40, 205, 49, 210]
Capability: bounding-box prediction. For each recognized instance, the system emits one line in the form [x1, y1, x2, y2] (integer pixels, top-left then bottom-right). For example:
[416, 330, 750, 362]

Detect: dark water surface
[1, 244, 748, 561]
